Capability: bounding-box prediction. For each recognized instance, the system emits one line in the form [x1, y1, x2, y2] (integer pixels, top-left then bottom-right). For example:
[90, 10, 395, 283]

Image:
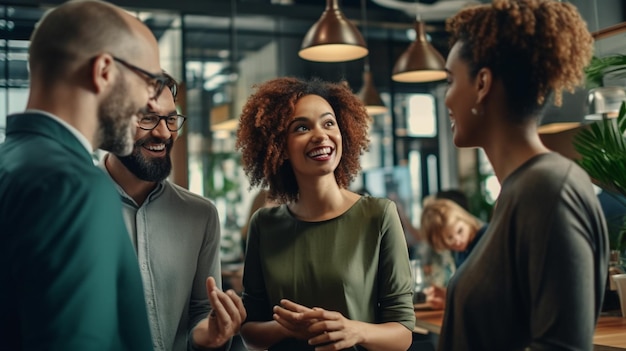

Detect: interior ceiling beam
[11, 0, 411, 24]
[592, 21, 626, 40]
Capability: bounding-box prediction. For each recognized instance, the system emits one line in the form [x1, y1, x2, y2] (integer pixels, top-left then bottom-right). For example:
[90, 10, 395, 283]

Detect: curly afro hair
[446, 0, 593, 121]
[235, 77, 370, 203]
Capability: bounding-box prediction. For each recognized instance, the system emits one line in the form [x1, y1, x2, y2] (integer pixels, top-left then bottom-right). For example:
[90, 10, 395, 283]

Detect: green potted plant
[585, 55, 626, 89]
[573, 54, 626, 312]
[574, 53, 626, 252]
[574, 100, 626, 252]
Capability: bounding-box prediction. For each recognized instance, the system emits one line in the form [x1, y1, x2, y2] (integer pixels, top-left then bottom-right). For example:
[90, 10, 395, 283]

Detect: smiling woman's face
[285, 94, 342, 182]
[444, 41, 483, 148]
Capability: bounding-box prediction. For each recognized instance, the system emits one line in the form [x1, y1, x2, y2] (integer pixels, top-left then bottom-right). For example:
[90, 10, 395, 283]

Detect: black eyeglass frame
[112, 56, 170, 100]
[162, 72, 178, 101]
[138, 113, 187, 132]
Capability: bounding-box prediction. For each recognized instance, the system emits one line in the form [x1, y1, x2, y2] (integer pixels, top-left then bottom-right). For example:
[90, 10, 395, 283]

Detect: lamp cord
[415, 0, 421, 22]
[360, 0, 370, 72]
[230, 0, 237, 74]
[230, 0, 238, 120]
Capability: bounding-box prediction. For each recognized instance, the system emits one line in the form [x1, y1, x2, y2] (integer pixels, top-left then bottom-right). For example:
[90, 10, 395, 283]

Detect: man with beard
[0, 1, 168, 350]
[101, 74, 246, 351]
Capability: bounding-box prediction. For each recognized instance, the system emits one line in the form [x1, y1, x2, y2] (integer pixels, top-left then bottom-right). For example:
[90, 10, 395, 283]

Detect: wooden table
[414, 308, 626, 350]
[413, 307, 443, 335]
[594, 316, 626, 351]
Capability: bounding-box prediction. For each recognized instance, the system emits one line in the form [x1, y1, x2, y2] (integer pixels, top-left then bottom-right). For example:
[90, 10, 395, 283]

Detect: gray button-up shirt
[100, 159, 222, 351]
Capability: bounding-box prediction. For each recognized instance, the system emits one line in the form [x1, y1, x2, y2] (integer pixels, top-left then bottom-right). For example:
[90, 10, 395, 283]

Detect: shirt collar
[25, 109, 93, 154]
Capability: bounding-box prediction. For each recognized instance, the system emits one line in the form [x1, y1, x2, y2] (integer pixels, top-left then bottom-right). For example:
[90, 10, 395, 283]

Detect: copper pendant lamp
[356, 0, 386, 115]
[392, 19, 446, 83]
[358, 65, 388, 116]
[299, 0, 368, 62]
[537, 88, 588, 134]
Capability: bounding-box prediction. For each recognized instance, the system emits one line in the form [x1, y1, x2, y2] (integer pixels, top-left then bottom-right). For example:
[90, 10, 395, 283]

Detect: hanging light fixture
[358, 66, 388, 115]
[299, 0, 368, 62]
[584, 86, 626, 121]
[392, 11, 446, 83]
[212, 0, 240, 132]
[537, 88, 588, 134]
[356, 0, 387, 115]
[537, 87, 626, 134]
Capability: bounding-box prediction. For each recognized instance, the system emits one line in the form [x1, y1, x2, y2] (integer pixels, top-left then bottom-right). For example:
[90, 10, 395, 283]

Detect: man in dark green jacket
[0, 1, 172, 349]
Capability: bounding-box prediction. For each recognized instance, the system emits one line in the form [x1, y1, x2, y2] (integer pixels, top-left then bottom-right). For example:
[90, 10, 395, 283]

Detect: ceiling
[1, 0, 485, 91]
[2, 0, 624, 93]
[7, 0, 469, 33]
[2, 0, 476, 54]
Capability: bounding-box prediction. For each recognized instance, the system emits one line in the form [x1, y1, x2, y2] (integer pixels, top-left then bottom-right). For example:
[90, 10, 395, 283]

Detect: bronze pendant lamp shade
[585, 86, 626, 120]
[538, 88, 588, 134]
[392, 20, 446, 83]
[538, 87, 626, 134]
[356, 0, 386, 115]
[358, 66, 388, 116]
[299, 0, 368, 62]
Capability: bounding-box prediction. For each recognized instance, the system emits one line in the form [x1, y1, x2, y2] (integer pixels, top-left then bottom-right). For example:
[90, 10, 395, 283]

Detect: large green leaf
[574, 101, 626, 250]
[585, 55, 626, 88]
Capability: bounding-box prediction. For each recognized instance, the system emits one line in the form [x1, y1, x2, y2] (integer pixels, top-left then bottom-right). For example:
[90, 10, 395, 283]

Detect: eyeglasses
[112, 56, 170, 100]
[164, 74, 178, 100]
[138, 113, 187, 132]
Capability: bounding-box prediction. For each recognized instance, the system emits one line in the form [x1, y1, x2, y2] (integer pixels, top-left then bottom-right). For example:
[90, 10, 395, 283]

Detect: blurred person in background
[421, 196, 487, 268]
[419, 196, 488, 309]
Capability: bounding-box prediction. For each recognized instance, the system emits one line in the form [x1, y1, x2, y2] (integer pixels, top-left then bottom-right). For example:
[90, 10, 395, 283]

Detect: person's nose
[152, 118, 172, 139]
[311, 126, 328, 143]
[453, 235, 462, 245]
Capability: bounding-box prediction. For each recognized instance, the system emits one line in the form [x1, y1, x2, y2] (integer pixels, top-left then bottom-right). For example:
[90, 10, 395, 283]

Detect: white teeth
[146, 144, 165, 151]
[308, 147, 331, 157]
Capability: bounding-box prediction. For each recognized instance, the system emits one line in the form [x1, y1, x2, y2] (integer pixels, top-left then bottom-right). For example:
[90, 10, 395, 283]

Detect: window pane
[407, 94, 436, 137]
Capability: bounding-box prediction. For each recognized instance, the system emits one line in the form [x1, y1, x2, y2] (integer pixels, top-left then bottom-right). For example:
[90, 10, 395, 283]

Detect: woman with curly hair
[235, 77, 415, 351]
[440, 0, 609, 349]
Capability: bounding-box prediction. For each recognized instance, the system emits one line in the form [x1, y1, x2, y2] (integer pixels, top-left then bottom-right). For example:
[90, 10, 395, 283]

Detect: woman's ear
[475, 67, 492, 105]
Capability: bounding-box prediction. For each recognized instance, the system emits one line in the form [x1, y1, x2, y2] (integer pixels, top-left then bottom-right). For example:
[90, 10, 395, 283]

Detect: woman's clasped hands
[273, 299, 362, 350]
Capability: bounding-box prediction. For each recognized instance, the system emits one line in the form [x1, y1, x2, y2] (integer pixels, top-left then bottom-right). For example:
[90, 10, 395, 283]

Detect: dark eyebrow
[143, 109, 178, 116]
[287, 112, 335, 128]
[287, 116, 307, 127]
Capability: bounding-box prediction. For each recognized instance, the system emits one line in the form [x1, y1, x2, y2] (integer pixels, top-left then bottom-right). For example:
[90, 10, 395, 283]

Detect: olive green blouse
[242, 196, 415, 350]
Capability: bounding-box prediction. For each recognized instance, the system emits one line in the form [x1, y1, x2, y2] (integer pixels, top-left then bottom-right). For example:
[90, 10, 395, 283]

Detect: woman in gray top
[440, 0, 609, 350]
[236, 77, 415, 351]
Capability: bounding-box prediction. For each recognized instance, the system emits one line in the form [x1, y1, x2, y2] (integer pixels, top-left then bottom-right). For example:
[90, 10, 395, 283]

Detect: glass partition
[0, 5, 38, 142]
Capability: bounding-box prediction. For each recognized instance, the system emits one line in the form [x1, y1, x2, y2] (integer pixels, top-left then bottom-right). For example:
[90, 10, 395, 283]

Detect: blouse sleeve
[521, 180, 607, 350]
[376, 200, 416, 331]
[241, 211, 273, 323]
